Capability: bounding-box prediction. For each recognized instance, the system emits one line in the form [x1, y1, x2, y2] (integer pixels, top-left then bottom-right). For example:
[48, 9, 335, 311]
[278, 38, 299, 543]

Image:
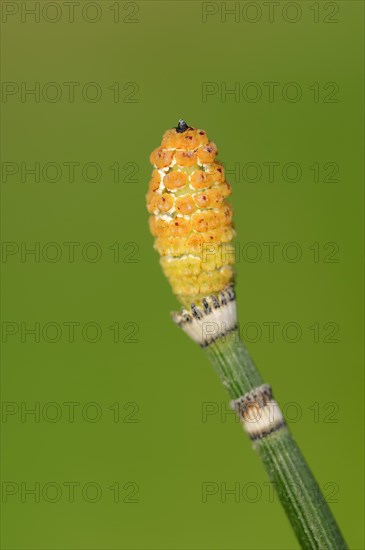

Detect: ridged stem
[204, 329, 347, 550]
[205, 330, 263, 398]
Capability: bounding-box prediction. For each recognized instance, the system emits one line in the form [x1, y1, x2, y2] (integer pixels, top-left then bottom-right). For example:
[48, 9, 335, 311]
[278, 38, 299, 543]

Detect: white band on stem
[231, 384, 285, 440]
[172, 286, 237, 347]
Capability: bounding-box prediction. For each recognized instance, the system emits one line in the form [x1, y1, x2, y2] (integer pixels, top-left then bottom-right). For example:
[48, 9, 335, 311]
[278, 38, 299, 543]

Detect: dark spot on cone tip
[176, 119, 189, 133]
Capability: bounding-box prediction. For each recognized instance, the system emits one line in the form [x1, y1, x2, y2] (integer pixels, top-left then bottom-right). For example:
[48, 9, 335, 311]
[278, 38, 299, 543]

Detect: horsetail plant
[146, 120, 347, 549]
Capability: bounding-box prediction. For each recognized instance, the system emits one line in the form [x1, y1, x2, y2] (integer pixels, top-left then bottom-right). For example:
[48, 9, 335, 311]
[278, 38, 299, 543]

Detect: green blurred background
[1, 1, 364, 548]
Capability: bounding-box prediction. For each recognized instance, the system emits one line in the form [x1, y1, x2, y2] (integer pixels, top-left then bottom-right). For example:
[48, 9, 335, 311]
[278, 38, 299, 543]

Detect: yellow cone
[146, 120, 236, 308]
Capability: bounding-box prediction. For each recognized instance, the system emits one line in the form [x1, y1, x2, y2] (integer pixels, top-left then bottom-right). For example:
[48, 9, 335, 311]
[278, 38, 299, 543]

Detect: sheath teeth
[202, 298, 211, 314]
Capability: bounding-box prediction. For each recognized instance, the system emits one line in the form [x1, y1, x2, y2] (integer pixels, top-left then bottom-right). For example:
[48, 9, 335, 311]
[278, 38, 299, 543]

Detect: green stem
[205, 331, 262, 398]
[204, 330, 347, 550]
